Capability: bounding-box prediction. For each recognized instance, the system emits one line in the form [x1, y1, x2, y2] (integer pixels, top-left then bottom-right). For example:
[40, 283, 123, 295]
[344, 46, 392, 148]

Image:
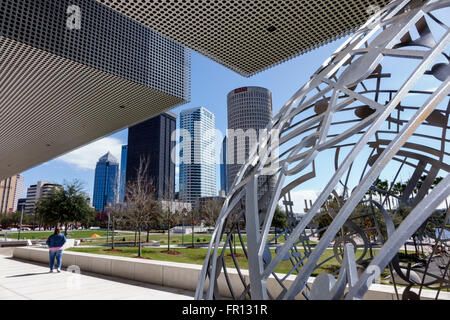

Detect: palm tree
[375, 178, 388, 206]
[392, 181, 406, 208]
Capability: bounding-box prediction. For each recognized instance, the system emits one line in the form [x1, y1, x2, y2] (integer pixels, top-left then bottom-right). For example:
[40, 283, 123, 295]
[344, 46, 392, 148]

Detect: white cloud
[57, 137, 124, 170]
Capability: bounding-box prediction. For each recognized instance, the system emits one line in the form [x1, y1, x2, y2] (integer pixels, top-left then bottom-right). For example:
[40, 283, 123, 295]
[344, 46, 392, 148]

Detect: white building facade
[227, 87, 273, 194]
[179, 107, 216, 206]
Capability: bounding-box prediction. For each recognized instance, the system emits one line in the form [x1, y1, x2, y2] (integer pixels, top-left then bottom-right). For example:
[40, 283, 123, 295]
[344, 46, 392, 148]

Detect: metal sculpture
[196, 0, 450, 300]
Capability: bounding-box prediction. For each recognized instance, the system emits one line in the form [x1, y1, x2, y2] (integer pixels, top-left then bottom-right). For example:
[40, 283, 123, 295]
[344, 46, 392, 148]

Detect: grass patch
[1, 230, 116, 240]
[68, 246, 368, 277]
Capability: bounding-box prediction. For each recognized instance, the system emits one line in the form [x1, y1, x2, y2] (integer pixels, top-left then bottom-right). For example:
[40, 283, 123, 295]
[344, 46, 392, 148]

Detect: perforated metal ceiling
[97, 0, 391, 76]
[0, 35, 184, 180]
[0, 0, 190, 180]
[0, 0, 191, 100]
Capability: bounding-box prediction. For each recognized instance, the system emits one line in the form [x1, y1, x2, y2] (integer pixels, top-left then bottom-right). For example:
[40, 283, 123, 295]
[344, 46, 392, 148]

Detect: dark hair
[54, 227, 60, 235]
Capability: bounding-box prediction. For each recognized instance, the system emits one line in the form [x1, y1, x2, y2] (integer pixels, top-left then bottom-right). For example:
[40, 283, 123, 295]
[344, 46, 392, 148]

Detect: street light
[17, 206, 24, 240]
[106, 203, 111, 245]
[182, 208, 187, 246]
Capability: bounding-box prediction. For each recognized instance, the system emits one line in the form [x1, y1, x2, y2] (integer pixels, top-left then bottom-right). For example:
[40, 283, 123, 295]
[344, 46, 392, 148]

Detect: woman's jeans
[49, 250, 63, 270]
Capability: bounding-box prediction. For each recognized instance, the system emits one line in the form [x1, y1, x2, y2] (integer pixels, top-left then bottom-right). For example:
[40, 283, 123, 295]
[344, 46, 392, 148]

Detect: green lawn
[80, 233, 314, 246]
[79, 233, 255, 246]
[0, 230, 113, 240]
[1, 229, 247, 246]
[68, 246, 369, 277]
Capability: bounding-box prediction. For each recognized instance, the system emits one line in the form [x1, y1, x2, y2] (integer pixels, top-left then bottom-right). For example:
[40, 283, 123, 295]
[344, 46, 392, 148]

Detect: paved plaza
[0, 253, 194, 300]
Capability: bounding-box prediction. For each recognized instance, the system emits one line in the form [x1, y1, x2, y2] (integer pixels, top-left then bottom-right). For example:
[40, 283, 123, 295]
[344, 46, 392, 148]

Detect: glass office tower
[93, 152, 119, 211]
[118, 145, 128, 203]
[179, 107, 216, 206]
[126, 112, 177, 200]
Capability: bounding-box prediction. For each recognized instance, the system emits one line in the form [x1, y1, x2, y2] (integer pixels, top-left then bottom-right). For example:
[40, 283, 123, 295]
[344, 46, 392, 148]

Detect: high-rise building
[24, 181, 62, 215]
[126, 112, 177, 200]
[92, 152, 119, 211]
[0, 174, 24, 214]
[13, 174, 24, 212]
[227, 86, 273, 194]
[220, 137, 229, 194]
[118, 145, 128, 203]
[179, 107, 216, 206]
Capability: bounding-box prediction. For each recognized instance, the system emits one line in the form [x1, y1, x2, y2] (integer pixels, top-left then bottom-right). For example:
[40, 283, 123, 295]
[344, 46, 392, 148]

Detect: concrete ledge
[12, 247, 449, 300]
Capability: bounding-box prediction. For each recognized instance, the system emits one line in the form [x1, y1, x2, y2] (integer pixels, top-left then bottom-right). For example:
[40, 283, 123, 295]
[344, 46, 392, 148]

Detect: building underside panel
[0, 0, 190, 180]
[0, 36, 184, 180]
[97, 0, 392, 76]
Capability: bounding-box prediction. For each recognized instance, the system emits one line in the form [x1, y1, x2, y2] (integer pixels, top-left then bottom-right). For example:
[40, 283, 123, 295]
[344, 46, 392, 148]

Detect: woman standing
[46, 227, 67, 272]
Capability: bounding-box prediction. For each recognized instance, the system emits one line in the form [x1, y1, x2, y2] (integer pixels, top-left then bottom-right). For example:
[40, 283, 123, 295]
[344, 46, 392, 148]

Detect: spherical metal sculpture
[196, 0, 449, 300]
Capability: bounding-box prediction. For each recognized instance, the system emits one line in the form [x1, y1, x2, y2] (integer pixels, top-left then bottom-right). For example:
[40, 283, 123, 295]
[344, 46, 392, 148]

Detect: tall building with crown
[92, 151, 119, 211]
[227, 87, 274, 200]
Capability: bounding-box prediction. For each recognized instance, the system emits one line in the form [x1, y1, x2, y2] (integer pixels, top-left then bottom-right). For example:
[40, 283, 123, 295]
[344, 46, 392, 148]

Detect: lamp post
[182, 208, 187, 246]
[106, 203, 111, 245]
[191, 209, 195, 247]
[182, 219, 184, 246]
[17, 206, 24, 240]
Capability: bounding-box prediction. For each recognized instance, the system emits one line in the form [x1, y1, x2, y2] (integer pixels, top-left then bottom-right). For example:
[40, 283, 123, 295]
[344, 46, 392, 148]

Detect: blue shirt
[46, 234, 67, 248]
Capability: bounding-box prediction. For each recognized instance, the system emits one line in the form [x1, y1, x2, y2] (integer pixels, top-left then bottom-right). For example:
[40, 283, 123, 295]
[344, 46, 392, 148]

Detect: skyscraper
[0, 174, 24, 214]
[24, 181, 61, 215]
[118, 145, 128, 203]
[220, 137, 229, 194]
[126, 112, 177, 200]
[179, 107, 216, 206]
[13, 174, 24, 212]
[92, 152, 119, 211]
[227, 86, 273, 193]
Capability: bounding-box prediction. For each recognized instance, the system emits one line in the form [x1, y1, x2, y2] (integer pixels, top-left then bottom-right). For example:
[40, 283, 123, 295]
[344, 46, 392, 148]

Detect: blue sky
[21, 38, 344, 202]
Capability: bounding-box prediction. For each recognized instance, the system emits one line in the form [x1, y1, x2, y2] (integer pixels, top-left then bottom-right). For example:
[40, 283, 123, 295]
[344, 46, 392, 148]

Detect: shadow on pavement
[6, 272, 53, 278]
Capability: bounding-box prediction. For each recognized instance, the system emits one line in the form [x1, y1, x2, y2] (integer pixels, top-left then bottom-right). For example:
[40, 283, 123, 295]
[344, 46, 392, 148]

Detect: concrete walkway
[0, 255, 194, 300]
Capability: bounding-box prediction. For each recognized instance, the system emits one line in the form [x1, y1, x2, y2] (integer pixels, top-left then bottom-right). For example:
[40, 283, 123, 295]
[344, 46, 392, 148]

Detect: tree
[375, 178, 389, 206]
[160, 176, 180, 252]
[271, 205, 287, 244]
[164, 209, 180, 252]
[189, 208, 200, 248]
[105, 202, 126, 250]
[62, 180, 95, 234]
[35, 180, 94, 234]
[94, 210, 108, 228]
[35, 188, 64, 227]
[146, 200, 162, 243]
[125, 157, 159, 257]
[200, 199, 222, 228]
